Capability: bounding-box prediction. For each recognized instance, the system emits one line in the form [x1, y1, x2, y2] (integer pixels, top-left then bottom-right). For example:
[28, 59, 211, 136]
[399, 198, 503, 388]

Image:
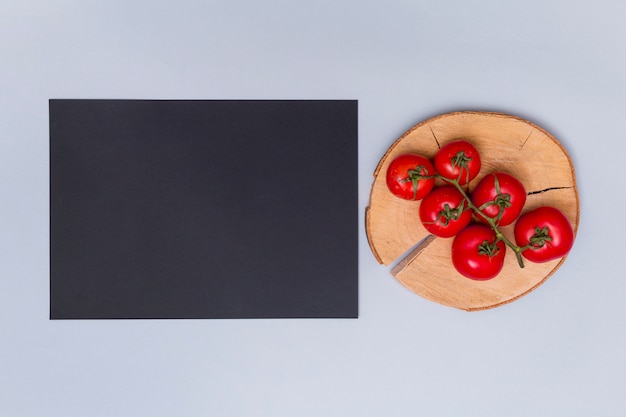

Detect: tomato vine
[399, 167, 531, 268]
[437, 174, 527, 268]
[385, 142, 574, 279]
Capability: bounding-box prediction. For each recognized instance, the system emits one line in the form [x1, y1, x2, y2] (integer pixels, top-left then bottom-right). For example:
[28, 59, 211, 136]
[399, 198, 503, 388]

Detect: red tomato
[386, 154, 435, 201]
[434, 140, 481, 185]
[514, 206, 574, 263]
[451, 225, 506, 280]
[471, 172, 526, 226]
[419, 186, 472, 237]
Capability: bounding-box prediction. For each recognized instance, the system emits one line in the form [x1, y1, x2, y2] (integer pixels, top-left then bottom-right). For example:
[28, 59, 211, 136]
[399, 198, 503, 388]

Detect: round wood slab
[366, 111, 579, 311]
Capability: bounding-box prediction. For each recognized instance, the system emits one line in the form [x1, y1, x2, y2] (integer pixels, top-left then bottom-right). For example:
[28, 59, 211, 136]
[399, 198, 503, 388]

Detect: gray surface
[1, 0, 625, 415]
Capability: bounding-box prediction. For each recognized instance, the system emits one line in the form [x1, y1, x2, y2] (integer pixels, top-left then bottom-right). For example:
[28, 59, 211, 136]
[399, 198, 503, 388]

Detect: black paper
[50, 100, 358, 319]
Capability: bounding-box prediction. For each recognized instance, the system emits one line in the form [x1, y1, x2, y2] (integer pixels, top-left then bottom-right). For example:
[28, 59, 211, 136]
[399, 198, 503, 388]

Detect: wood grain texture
[366, 111, 579, 311]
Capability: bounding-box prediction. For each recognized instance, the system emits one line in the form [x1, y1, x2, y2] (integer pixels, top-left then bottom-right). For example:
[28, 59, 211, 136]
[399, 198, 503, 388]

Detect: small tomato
[471, 172, 526, 226]
[386, 154, 435, 201]
[434, 140, 481, 185]
[419, 186, 472, 238]
[514, 206, 574, 263]
[451, 224, 506, 280]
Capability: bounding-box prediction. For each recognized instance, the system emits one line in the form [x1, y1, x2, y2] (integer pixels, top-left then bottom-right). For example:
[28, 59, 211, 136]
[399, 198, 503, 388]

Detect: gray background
[1, 0, 624, 416]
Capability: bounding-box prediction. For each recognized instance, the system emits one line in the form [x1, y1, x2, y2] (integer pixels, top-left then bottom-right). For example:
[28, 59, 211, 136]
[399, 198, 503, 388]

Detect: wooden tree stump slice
[366, 111, 579, 311]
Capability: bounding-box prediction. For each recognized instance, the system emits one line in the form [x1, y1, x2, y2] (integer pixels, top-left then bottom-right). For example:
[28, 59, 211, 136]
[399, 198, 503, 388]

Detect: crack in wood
[520, 130, 533, 150]
[390, 235, 436, 276]
[429, 124, 441, 149]
[527, 186, 572, 196]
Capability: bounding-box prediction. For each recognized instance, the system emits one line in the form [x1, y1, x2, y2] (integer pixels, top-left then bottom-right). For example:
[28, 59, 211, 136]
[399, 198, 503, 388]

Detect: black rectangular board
[49, 99, 358, 319]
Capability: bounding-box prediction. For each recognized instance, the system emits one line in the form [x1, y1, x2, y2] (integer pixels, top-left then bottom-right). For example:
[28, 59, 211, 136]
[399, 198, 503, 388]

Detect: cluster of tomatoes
[386, 140, 575, 280]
